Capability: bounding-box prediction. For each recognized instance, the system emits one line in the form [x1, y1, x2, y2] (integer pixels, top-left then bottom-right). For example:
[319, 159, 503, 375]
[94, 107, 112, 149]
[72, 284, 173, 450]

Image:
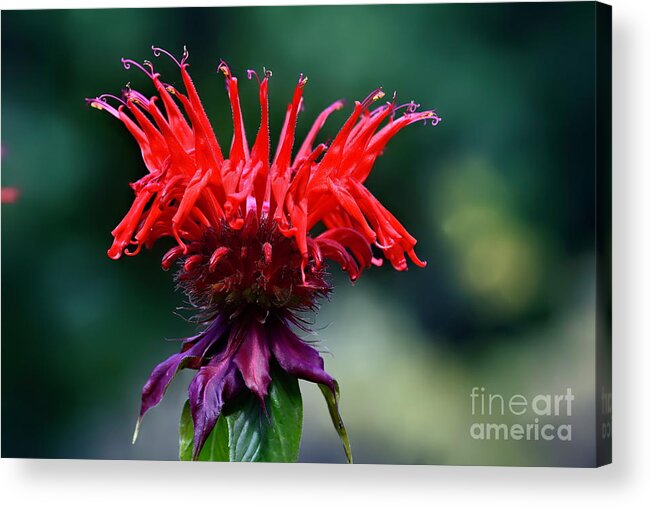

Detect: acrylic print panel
[1, 2, 611, 466]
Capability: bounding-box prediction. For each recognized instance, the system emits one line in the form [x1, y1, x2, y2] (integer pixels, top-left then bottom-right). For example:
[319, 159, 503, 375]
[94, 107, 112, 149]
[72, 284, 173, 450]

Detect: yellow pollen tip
[91, 102, 103, 110]
[373, 91, 385, 101]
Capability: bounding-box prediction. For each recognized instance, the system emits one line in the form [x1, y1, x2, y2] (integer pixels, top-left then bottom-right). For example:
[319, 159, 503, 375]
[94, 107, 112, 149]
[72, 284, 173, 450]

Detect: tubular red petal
[180, 64, 224, 164]
[293, 99, 344, 168]
[167, 86, 223, 184]
[326, 178, 376, 241]
[317, 237, 361, 281]
[353, 110, 439, 183]
[150, 74, 193, 150]
[219, 63, 250, 167]
[172, 169, 212, 240]
[108, 190, 153, 260]
[145, 97, 195, 174]
[248, 75, 271, 210]
[337, 102, 395, 180]
[272, 75, 307, 177]
[310, 89, 384, 184]
[316, 227, 373, 270]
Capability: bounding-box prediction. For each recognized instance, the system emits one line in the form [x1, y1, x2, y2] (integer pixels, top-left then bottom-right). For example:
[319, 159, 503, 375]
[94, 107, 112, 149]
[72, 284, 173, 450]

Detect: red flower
[89, 46, 439, 276]
[88, 47, 440, 460]
[1, 187, 19, 204]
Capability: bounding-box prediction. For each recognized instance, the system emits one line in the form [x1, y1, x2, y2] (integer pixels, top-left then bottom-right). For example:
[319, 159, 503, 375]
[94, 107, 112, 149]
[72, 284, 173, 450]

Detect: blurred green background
[2, 3, 598, 465]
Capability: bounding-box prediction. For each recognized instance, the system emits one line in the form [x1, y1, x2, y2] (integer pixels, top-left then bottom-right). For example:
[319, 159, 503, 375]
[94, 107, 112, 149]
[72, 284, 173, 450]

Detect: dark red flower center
[170, 211, 330, 321]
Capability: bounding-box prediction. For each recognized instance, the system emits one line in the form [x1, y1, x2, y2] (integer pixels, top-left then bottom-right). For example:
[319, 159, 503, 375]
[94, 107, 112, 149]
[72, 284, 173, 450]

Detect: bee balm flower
[88, 46, 440, 460]
[1, 187, 19, 204]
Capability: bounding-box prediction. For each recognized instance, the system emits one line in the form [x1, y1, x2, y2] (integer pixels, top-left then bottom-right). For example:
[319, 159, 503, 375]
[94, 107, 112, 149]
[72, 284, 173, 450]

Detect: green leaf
[179, 400, 229, 461]
[178, 363, 303, 462]
[319, 380, 353, 463]
[226, 364, 303, 462]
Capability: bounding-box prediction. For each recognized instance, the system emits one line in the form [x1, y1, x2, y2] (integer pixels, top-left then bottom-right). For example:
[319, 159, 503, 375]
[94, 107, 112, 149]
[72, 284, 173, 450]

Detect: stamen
[360, 87, 385, 110]
[263, 67, 272, 78]
[142, 60, 156, 75]
[86, 97, 120, 118]
[217, 60, 231, 78]
[98, 93, 127, 107]
[121, 58, 154, 79]
[430, 112, 442, 126]
[247, 69, 260, 84]
[374, 238, 395, 250]
[394, 100, 421, 114]
[151, 45, 183, 68]
[420, 111, 442, 126]
[123, 87, 150, 106]
[124, 242, 143, 257]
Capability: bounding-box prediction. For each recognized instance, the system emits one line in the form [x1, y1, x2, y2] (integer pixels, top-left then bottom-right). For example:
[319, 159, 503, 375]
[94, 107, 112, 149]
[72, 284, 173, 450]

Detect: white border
[2, 0, 650, 505]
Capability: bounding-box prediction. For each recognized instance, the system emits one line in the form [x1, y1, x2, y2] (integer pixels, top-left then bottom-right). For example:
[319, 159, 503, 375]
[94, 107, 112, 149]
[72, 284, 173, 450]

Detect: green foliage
[179, 365, 303, 462]
[319, 381, 353, 464]
[179, 401, 229, 461]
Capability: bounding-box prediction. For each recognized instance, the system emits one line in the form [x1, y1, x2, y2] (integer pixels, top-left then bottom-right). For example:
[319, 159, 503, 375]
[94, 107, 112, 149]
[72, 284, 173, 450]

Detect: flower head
[1, 187, 19, 204]
[88, 46, 440, 460]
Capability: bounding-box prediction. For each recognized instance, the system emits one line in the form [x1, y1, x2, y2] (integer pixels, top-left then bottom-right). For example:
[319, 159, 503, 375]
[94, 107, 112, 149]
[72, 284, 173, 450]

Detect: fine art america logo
[469, 387, 574, 441]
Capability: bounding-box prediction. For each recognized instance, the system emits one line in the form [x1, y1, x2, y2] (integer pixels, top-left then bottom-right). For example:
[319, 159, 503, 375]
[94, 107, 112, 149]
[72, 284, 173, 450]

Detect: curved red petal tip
[393, 258, 408, 271]
[184, 254, 203, 272]
[371, 257, 384, 267]
[408, 249, 427, 268]
[161, 246, 184, 271]
[209, 246, 230, 272]
[107, 245, 123, 260]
